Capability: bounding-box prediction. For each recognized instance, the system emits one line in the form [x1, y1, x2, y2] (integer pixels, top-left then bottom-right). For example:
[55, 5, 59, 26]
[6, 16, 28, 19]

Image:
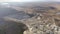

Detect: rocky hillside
[3, 6, 60, 34]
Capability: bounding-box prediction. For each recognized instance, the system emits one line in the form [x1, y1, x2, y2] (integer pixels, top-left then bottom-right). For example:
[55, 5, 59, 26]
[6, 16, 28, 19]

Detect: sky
[0, 0, 60, 2]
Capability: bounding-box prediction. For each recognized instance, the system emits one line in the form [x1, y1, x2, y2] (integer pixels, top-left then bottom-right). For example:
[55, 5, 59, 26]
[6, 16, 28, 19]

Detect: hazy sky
[0, 0, 60, 2]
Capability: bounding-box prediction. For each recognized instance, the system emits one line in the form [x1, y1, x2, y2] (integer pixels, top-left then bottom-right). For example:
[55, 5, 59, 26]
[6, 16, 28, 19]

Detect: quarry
[0, 2, 60, 34]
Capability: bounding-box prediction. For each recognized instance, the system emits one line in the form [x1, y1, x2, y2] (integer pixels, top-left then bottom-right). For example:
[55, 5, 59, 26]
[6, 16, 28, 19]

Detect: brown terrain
[0, 2, 60, 34]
